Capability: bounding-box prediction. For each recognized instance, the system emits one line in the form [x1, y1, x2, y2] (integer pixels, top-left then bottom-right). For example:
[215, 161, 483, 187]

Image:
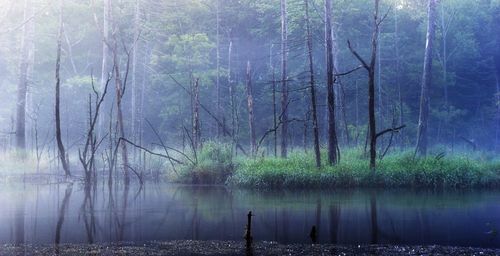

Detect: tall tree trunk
[131, 0, 140, 162]
[55, 0, 70, 176]
[110, 4, 130, 184]
[395, 4, 404, 147]
[348, 0, 381, 171]
[270, 43, 278, 157]
[367, 1, 380, 171]
[280, 0, 289, 158]
[15, 0, 32, 151]
[415, 0, 437, 156]
[228, 40, 237, 152]
[98, 0, 110, 138]
[325, 0, 338, 165]
[216, 0, 222, 137]
[246, 61, 256, 156]
[305, 0, 321, 168]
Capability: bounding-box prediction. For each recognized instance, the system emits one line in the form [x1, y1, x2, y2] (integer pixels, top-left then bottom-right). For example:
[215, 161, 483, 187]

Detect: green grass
[227, 148, 500, 189]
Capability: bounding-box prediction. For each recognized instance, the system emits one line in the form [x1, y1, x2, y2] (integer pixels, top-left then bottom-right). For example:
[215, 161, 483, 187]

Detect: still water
[1, 182, 500, 248]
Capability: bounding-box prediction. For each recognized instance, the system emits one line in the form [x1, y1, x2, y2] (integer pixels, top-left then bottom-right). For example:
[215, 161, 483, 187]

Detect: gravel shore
[2, 241, 500, 256]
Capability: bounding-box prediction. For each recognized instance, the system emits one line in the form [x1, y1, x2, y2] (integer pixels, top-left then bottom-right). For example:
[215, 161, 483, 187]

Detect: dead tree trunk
[348, 0, 382, 172]
[15, 0, 32, 151]
[131, 0, 140, 162]
[193, 78, 201, 150]
[280, 0, 289, 158]
[228, 40, 237, 152]
[216, 0, 222, 137]
[325, 0, 339, 165]
[98, 0, 110, 138]
[305, 0, 321, 168]
[246, 61, 256, 156]
[110, 4, 130, 184]
[415, 0, 437, 156]
[269, 43, 278, 157]
[395, 5, 404, 147]
[55, 0, 70, 176]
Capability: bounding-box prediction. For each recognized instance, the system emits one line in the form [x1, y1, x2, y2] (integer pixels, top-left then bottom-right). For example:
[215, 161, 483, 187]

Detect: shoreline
[3, 241, 500, 255]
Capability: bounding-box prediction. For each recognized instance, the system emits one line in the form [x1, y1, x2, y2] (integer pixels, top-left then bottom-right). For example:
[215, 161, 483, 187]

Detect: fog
[0, 0, 499, 169]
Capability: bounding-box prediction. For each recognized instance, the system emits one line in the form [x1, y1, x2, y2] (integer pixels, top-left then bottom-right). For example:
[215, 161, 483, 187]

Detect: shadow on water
[2, 183, 500, 248]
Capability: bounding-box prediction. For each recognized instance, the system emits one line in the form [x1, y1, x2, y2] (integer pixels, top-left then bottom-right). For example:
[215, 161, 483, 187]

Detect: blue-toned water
[1, 182, 499, 248]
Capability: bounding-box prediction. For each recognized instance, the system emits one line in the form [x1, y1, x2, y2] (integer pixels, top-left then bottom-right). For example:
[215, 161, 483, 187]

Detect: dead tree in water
[246, 61, 257, 156]
[55, 0, 70, 176]
[79, 73, 111, 183]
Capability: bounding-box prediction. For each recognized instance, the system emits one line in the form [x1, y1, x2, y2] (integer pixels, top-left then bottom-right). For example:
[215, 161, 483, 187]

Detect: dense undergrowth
[175, 142, 500, 188]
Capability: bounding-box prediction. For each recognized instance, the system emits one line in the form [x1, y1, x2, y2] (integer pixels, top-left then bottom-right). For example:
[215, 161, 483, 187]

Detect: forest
[0, 0, 499, 187]
[2, 0, 500, 254]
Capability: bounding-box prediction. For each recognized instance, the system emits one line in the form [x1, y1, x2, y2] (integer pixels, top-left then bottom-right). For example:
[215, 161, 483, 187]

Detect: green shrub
[176, 141, 234, 184]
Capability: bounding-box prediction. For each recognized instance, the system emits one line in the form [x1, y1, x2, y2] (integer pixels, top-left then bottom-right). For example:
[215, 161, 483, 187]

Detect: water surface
[1, 182, 499, 248]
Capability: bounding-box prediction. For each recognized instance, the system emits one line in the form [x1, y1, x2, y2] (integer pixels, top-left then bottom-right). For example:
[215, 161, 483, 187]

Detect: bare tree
[193, 78, 201, 150]
[109, 2, 131, 184]
[325, 0, 339, 165]
[15, 0, 33, 151]
[280, 0, 289, 158]
[131, 0, 141, 161]
[348, 0, 404, 171]
[415, 0, 438, 156]
[79, 73, 111, 183]
[98, 0, 110, 138]
[55, 0, 70, 176]
[305, 0, 321, 168]
[245, 61, 256, 156]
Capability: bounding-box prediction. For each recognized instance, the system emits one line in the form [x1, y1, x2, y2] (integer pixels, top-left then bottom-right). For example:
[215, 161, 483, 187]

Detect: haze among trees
[0, 0, 499, 182]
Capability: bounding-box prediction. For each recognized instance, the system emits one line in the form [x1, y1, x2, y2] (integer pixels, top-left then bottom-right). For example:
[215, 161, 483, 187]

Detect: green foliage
[176, 141, 234, 184]
[228, 148, 500, 189]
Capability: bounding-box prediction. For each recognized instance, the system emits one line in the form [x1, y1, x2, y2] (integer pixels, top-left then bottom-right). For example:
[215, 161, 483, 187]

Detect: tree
[110, 1, 130, 184]
[305, 0, 320, 168]
[245, 61, 256, 156]
[325, 0, 339, 165]
[98, 0, 110, 138]
[55, 0, 70, 176]
[15, 0, 33, 151]
[280, 0, 288, 158]
[415, 0, 438, 156]
[348, 0, 404, 171]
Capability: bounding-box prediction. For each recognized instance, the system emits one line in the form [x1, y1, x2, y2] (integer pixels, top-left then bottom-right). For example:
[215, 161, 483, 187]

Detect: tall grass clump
[176, 141, 234, 184]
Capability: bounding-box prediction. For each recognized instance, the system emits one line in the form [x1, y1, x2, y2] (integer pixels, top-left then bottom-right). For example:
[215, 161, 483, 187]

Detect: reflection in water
[370, 191, 378, 244]
[14, 189, 25, 245]
[81, 184, 96, 243]
[1, 184, 500, 248]
[55, 183, 73, 254]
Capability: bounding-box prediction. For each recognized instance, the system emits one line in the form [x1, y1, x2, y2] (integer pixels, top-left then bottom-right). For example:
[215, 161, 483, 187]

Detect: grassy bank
[229, 149, 500, 188]
[175, 142, 500, 188]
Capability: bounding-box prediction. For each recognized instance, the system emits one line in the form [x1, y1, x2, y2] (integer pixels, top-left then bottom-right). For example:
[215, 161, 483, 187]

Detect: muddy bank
[3, 241, 500, 255]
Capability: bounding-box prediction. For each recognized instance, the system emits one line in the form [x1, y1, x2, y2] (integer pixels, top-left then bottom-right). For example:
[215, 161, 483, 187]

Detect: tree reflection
[54, 183, 73, 254]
